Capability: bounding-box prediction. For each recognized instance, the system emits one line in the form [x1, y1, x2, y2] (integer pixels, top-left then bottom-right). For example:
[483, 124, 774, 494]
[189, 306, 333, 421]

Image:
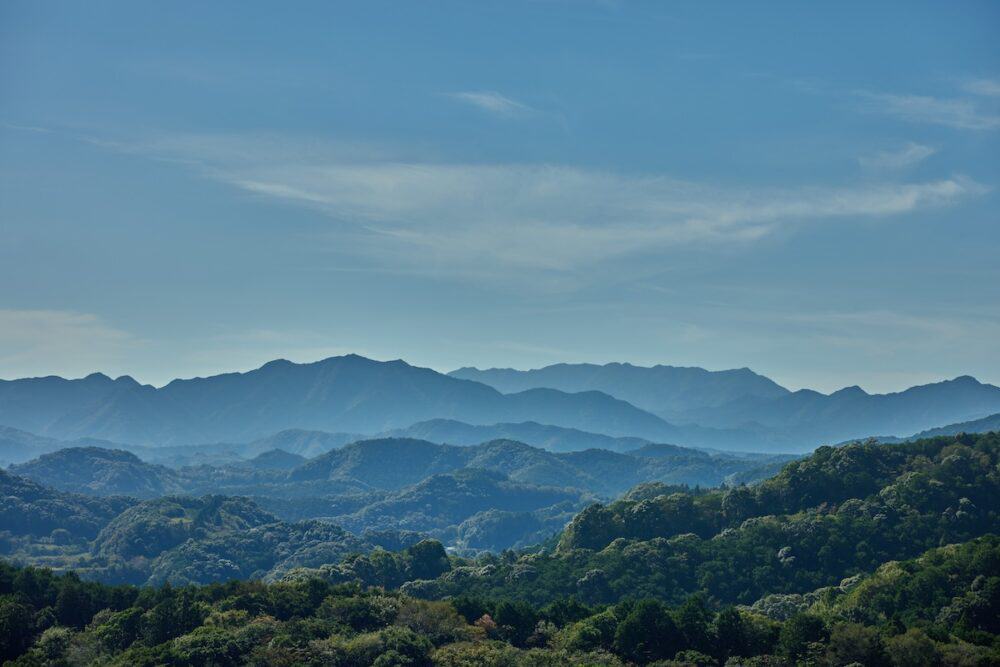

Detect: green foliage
[0, 595, 34, 661]
[613, 599, 681, 663]
[0, 433, 998, 665]
[9, 447, 185, 499]
[776, 613, 827, 661]
[423, 433, 1000, 606]
[0, 468, 132, 541]
[6, 433, 795, 557]
[0, 533, 998, 665]
[93, 495, 277, 562]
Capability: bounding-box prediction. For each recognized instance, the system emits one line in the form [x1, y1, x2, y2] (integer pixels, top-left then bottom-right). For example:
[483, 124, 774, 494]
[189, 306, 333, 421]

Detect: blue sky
[1, 0, 998, 393]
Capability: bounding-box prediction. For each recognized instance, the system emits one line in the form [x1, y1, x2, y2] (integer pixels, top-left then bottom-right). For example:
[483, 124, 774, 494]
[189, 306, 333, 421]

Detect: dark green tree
[614, 599, 681, 663]
[777, 613, 827, 662]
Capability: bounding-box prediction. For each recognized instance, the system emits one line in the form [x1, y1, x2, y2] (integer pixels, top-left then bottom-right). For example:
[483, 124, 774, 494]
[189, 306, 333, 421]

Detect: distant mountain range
[0, 355, 680, 446]
[907, 410, 1000, 440]
[2, 355, 999, 452]
[451, 363, 1000, 448]
[449, 362, 790, 420]
[677, 375, 1000, 444]
[864, 411, 1000, 445]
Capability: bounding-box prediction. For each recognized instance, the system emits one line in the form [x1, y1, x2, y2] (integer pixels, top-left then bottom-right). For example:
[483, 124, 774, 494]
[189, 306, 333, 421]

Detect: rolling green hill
[399, 432, 1000, 606]
[1, 433, 998, 665]
[10, 447, 184, 499]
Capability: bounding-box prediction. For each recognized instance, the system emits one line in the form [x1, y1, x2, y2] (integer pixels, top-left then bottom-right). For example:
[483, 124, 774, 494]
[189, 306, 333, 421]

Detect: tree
[885, 628, 941, 667]
[559, 609, 618, 653]
[712, 607, 748, 660]
[406, 540, 450, 581]
[825, 622, 889, 667]
[493, 599, 538, 646]
[559, 505, 623, 551]
[0, 595, 33, 661]
[675, 593, 713, 653]
[721, 486, 756, 523]
[614, 599, 681, 663]
[395, 598, 473, 645]
[777, 613, 827, 662]
[54, 581, 91, 628]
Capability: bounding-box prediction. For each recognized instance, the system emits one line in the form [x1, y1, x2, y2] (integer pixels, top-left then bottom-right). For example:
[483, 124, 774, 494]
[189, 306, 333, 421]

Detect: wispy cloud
[961, 77, 1000, 98]
[2, 122, 52, 134]
[447, 91, 533, 117]
[81, 133, 988, 274]
[859, 142, 936, 170]
[225, 164, 985, 271]
[857, 91, 1000, 130]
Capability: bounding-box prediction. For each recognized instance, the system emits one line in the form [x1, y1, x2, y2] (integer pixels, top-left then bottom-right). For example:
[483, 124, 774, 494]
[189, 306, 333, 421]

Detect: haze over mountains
[8, 437, 785, 501]
[451, 362, 1000, 449]
[449, 363, 791, 420]
[2, 434, 787, 564]
[0, 355, 675, 446]
[2, 354, 999, 453]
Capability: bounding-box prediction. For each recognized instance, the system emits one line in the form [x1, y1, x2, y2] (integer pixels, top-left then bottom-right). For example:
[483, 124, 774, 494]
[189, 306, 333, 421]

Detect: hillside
[285, 437, 783, 496]
[2, 434, 794, 570]
[0, 425, 138, 467]
[3, 533, 998, 665]
[241, 428, 362, 458]
[1, 433, 997, 665]
[9, 447, 185, 498]
[8, 435, 792, 507]
[92, 495, 278, 561]
[314, 468, 589, 545]
[401, 432, 1000, 606]
[381, 418, 653, 452]
[245, 448, 307, 470]
[0, 468, 132, 541]
[0, 466, 424, 587]
[0, 355, 686, 445]
[908, 411, 1000, 439]
[0, 425, 66, 466]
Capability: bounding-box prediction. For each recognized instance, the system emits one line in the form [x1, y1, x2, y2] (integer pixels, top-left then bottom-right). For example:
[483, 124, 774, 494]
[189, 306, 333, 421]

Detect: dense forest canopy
[1, 432, 998, 665]
[0, 535, 996, 665]
[0, 433, 792, 577]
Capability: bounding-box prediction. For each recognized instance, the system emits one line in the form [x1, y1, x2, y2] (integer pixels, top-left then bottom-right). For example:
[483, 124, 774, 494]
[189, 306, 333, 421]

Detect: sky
[1, 1, 999, 393]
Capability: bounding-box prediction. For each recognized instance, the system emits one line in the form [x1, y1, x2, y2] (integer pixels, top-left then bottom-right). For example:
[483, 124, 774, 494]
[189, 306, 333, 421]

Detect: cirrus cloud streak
[84, 133, 990, 272]
[226, 161, 985, 270]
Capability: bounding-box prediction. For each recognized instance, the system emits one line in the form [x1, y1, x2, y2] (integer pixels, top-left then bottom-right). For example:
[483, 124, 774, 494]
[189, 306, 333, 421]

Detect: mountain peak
[832, 385, 868, 397]
[259, 358, 294, 370]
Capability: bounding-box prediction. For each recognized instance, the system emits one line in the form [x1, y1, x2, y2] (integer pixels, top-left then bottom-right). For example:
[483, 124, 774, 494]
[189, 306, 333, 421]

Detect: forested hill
[2, 517, 997, 665]
[379, 432, 999, 607]
[9, 438, 790, 501]
[0, 433, 997, 664]
[380, 419, 654, 453]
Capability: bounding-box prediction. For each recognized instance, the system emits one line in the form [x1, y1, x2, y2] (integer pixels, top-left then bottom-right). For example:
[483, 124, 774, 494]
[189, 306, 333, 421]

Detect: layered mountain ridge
[3, 354, 999, 452]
